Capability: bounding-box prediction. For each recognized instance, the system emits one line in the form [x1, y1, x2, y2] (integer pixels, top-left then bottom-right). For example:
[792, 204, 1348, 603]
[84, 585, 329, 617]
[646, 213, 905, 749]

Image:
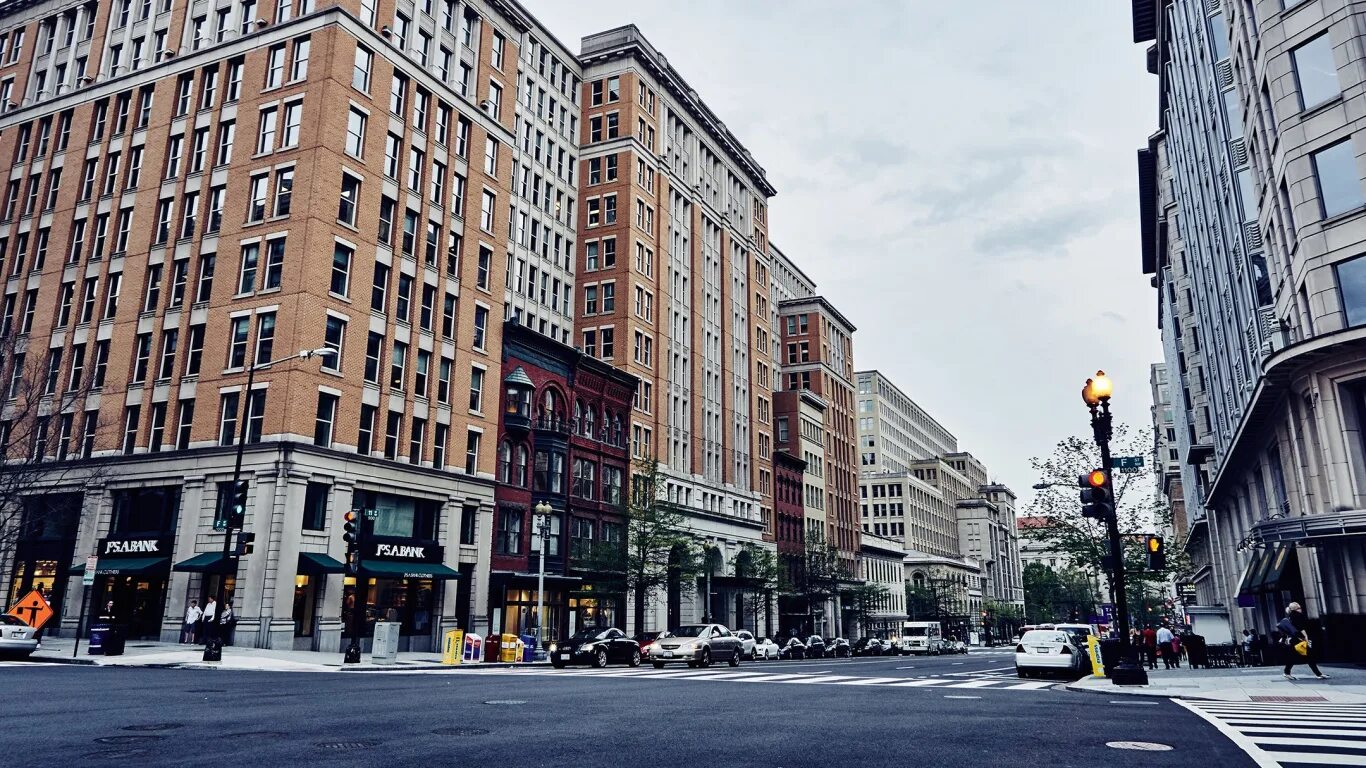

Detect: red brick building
[489, 319, 635, 644]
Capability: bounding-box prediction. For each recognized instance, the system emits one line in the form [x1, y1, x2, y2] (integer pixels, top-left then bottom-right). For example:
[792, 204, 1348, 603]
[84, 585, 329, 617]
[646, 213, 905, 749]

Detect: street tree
[735, 541, 780, 635]
[841, 582, 890, 635]
[580, 456, 703, 636]
[1022, 561, 1099, 623]
[0, 337, 110, 579]
[791, 528, 849, 632]
[1023, 424, 1190, 624]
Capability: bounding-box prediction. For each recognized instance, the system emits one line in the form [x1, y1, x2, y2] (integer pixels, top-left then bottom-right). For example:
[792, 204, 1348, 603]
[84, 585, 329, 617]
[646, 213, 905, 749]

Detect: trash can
[499, 633, 520, 663]
[88, 623, 110, 655]
[105, 625, 127, 656]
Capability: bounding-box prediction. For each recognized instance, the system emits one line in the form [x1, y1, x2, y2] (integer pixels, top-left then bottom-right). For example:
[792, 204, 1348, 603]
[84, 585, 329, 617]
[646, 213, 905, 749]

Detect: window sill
[1320, 203, 1366, 229]
[1298, 94, 1344, 121]
[327, 292, 352, 304]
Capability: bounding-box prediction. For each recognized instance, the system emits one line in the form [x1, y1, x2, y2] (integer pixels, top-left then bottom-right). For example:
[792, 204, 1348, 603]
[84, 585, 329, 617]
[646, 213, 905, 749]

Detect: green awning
[70, 557, 170, 576]
[1235, 549, 1267, 596]
[298, 552, 345, 576]
[173, 552, 235, 573]
[361, 560, 460, 580]
[1257, 543, 1295, 594]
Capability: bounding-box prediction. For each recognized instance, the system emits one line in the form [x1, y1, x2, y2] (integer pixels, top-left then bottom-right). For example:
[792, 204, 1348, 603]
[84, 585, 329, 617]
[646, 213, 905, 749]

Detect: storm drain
[94, 735, 166, 745]
[314, 740, 380, 750]
[483, 700, 526, 706]
[122, 723, 184, 732]
[433, 727, 491, 737]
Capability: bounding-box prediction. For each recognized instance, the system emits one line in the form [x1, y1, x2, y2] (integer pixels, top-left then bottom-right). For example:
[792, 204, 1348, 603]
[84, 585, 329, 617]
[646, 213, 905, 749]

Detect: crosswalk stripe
[1177, 699, 1366, 768]
[1003, 681, 1055, 690]
[944, 680, 1002, 688]
[887, 679, 945, 687]
[831, 677, 902, 685]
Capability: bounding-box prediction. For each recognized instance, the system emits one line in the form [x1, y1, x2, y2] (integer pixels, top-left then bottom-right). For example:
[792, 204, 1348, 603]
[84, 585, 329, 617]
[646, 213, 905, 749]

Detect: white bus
[900, 621, 944, 655]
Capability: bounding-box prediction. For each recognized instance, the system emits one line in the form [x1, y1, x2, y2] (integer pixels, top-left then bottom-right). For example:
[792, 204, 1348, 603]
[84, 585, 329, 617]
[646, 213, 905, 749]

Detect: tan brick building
[573, 25, 778, 630]
[0, 0, 577, 652]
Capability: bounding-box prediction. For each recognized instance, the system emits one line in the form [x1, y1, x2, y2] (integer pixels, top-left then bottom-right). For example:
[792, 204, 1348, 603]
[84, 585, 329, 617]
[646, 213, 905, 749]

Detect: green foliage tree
[795, 528, 849, 630]
[735, 541, 780, 634]
[1022, 562, 1099, 623]
[1023, 424, 1190, 623]
[842, 582, 890, 634]
[579, 457, 703, 635]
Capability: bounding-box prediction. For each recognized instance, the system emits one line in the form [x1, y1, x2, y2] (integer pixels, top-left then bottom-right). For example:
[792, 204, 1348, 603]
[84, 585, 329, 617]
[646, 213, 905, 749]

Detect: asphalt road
[1, 651, 1258, 768]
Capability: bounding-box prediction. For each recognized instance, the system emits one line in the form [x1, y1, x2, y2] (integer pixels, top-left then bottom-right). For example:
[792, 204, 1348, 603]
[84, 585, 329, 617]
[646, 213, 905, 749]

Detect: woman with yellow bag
[1276, 602, 1330, 681]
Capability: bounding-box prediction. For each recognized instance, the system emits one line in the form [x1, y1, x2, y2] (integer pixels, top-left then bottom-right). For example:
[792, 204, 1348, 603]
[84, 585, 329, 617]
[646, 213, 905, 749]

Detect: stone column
[165, 476, 205, 643]
[237, 467, 281, 648]
[260, 468, 312, 650]
[314, 479, 355, 653]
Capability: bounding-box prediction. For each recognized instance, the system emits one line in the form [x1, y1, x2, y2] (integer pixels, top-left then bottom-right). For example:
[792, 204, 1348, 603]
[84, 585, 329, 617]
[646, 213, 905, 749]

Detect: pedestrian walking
[182, 600, 202, 644]
[1278, 602, 1330, 681]
[1170, 630, 1183, 668]
[1142, 625, 1158, 669]
[1156, 624, 1175, 669]
[202, 596, 218, 643]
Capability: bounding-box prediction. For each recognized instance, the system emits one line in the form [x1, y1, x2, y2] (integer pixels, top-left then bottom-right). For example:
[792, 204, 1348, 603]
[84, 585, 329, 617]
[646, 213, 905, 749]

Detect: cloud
[971, 205, 1115, 256]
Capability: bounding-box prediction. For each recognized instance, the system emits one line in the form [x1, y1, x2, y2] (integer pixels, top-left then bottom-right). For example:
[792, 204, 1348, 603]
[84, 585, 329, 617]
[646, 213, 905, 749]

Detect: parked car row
[553, 625, 921, 668]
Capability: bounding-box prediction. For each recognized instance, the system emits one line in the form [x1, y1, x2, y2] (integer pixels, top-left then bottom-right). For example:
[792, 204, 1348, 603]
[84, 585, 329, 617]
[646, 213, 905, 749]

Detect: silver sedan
[0, 615, 38, 657]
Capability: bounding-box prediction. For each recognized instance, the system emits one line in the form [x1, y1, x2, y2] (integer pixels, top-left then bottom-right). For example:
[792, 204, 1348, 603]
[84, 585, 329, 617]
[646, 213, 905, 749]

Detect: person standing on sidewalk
[201, 596, 218, 643]
[182, 600, 202, 644]
[1278, 602, 1330, 681]
[1142, 625, 1158, 669]
[1156, 624, 1175, 669]
[1169, 630, 1183, 668]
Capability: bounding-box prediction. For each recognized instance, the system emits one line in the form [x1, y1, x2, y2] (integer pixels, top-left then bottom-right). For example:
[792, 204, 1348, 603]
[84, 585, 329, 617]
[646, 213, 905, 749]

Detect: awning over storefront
[1235, 549, 1267, 596]
[70, 557, 170, 576]
[173, 552, 236, 573]
[297, 552, 346, 576]
[361, 560, 460, 579]
[1256, 543, 1295, 594]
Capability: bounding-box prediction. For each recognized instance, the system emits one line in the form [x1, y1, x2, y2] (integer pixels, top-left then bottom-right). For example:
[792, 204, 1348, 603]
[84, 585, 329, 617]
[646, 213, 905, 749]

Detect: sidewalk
[28, 637, 543, 672]
[1066, 662, 1366, 702]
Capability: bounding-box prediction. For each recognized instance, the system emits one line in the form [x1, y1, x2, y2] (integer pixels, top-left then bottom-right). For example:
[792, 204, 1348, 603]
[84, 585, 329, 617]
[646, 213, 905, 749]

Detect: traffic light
[234, 531, 255, 557]
[228, 480, 249, 529]
[1146, 536, 1166, 571]
[343, 510, 361, 546]
[1078, 469, 1113, 520]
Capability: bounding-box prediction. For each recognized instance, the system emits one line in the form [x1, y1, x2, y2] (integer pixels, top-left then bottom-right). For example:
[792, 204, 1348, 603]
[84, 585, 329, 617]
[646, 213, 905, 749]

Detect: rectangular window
[358, 403, 376, 454]
[302, 482, 328, 531]
[313, 392, 338, 447]
[175, 399, 195, 450]
[330, 243, 353, 296]
[1313, 139, 1364, 218]
[338, 174, 360, 226]
[345, 108, 366, 158]
[323, 316, 345, 372]
[464, 429, 480, 474]
[1292, 33, 1339, 111]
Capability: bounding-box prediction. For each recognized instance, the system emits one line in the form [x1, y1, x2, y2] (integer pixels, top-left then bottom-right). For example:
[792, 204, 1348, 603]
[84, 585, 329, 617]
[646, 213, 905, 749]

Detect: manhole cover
[226, 731, 289, 739]
[314, 740, 380, 750]
[94, 735, 166, 745]
[433, 727, 491, 736]
[122, 723, 184, 732]
[84, 749, 151, 760]
[1106, 742, 1173, 752]
[483, 700, 526, 706]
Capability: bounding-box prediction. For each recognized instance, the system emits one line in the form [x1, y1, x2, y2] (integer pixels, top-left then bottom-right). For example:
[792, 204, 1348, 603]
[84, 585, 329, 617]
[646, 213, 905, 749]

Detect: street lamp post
[203, 347, 336, 662]
[533, 501, 552, 651]
[1080, 370, 1147, 685]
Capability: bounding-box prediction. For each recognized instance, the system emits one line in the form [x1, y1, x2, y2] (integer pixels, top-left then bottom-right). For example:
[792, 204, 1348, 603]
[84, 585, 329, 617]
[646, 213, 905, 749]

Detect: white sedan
[751, 637, 781, 660]
[0, 615, 38, 657]
[1015, 629, 1084, 678]
[734, 630, 758, 660]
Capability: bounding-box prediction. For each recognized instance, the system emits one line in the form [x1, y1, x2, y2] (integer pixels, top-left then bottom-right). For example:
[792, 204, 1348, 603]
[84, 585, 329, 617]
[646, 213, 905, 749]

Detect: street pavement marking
[427, 665, 1061, 692]
[1176, 699, 1366, 768]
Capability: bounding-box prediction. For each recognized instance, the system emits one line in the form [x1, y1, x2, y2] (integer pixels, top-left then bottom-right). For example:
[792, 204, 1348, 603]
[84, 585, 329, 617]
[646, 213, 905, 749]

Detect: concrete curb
[1064, 679, 1207, 699]
[28, 654, 97, 666]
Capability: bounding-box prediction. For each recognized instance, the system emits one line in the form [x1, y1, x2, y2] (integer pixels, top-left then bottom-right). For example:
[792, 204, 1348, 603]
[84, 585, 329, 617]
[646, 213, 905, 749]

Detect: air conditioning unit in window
[255, 18, 269, 27]
[159, 49, 174, 60]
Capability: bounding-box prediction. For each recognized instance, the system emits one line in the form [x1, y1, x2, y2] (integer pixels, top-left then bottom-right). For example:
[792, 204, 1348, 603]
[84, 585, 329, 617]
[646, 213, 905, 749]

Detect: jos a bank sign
[99, 537, 172, 558]
[363, 536, 444, 563]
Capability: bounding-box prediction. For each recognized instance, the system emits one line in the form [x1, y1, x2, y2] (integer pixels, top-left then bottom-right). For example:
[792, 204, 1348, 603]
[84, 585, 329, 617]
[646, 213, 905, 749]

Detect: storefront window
[110, 486, 180, 533]
[502, 587, 562, 641]
[292, 575, 315, 636]
[342, 576, 435, 636]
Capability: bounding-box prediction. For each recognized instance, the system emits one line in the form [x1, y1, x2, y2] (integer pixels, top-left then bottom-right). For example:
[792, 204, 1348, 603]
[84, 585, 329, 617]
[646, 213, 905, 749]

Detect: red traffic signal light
[1086, 469, 1107, 488]
[1078, 469, 1113, 520]
[343, 510, 360, 545]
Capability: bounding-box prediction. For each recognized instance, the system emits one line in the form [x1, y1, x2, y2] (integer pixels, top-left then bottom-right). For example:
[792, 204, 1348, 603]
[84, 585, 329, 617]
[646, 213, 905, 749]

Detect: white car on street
[0, 615, 38, 657]
[1015, 629, 1085, 678]
[751, 637, 781, 660]
[735, 630, 758, 660]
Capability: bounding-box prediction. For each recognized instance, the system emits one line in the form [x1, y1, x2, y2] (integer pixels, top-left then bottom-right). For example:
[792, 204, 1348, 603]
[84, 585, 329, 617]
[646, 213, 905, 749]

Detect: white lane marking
[951, 662, 964, 665]
[945, 680, 1004, 689]
[1241, 727, 1366, 738]
[832, 677, 903, 686]
[895, 666, 916, 670]
[944, 695, 981, 700]
[887, 679, 945, 687]
[1108, 701, 1160, 706]
[1261, 753, 1366, 766]
[1004, 682, 1056, 690]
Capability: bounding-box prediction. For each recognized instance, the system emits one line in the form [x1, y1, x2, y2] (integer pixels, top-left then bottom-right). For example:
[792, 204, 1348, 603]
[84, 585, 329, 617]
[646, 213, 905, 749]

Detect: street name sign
[1109, 456, 1145, 473]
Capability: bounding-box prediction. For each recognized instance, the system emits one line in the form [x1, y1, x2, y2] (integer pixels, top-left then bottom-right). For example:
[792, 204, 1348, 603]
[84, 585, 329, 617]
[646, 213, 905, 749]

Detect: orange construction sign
[6, 589, 53, 630]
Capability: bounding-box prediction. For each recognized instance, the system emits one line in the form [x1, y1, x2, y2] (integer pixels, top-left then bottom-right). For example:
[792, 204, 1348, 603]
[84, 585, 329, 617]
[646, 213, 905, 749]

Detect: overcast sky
[531, 1, 1159, 501]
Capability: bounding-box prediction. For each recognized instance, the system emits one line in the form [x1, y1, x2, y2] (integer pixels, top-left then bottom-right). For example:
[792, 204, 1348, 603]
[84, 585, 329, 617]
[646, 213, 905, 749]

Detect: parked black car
[804, 635, 827, 658]
[550, 627, 642, 668]
[826, 638, 851, 658]
[851, 637, 883, 656]
[780, 637, 807, 660]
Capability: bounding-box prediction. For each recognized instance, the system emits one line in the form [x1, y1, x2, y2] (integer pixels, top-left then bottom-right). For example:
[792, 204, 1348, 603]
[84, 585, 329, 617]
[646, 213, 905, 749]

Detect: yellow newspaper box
[442, 630, 465, 665]
[1086, 635, 1104, 677]
[499, 633, 521, 663]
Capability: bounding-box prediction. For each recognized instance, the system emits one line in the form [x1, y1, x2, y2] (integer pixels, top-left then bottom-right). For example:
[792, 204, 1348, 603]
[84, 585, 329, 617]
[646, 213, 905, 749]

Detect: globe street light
[203, 347, 337, 662]
[533, 500, 553, 651]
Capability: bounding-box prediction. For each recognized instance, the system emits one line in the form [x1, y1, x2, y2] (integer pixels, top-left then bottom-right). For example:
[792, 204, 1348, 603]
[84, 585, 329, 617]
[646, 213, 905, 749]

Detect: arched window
[498, 440, 513, 483]
[573, 398, 583, 432]
[583, 404, 595, 437]
[513, 444, 529, 486]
